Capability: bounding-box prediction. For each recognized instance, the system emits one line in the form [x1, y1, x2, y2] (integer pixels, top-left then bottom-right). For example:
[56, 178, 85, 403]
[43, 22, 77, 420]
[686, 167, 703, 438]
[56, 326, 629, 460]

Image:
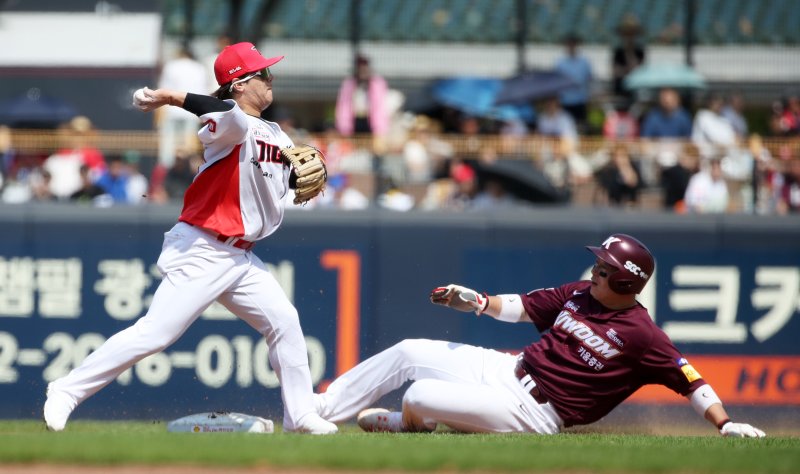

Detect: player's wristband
[716, 418, 731, 430]
[689, 384, 722, 417]
[495, 294, 525, 322]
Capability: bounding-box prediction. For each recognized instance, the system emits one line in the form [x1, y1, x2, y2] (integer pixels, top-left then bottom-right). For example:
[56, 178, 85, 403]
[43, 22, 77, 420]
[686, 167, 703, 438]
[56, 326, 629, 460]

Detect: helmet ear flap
[608, 276, 635, 294]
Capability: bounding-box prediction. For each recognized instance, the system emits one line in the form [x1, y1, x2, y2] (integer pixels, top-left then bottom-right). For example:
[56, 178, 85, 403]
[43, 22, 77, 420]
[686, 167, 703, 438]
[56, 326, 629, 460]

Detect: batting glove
[430, 284, 489, 315]
[719, 421, 766, 438]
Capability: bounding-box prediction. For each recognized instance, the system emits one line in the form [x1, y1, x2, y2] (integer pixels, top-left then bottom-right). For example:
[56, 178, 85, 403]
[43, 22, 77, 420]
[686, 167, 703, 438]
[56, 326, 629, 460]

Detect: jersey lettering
[554, 311, 622, 359]
[204, 119, 217, 133]
[255, 140, 282, 164]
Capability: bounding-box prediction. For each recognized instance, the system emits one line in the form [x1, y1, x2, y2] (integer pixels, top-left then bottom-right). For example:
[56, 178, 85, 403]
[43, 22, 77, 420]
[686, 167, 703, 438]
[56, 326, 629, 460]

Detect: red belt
[514, 359, 549, 404]
[187, 223, 255, 251]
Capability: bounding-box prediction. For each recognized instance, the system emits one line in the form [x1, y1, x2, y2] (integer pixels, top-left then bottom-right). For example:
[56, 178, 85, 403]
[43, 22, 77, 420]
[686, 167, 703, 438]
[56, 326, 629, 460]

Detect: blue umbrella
[494, 70, 578, 105]
[0, 89, 79, 127]
[624, 63, 707, 90]
[431, 77, 534, 123]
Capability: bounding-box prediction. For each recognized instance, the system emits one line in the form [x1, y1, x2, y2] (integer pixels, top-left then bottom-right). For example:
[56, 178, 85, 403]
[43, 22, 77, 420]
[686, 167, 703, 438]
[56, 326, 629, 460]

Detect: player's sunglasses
[228, 68, 273, 92]
[591, 262, 615, 278]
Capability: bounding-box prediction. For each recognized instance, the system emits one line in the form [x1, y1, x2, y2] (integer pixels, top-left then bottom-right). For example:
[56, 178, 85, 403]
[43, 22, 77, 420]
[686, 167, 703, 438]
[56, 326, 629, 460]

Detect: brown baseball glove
[281, 145, 328, 205]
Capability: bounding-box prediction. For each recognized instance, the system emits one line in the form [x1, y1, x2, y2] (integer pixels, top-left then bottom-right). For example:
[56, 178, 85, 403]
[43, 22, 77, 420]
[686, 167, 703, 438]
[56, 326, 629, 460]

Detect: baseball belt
[514, 359, 549, 405]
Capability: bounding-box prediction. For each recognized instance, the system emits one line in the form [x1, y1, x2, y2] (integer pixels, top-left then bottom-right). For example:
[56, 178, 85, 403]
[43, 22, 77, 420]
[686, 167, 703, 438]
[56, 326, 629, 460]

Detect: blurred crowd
[1, 25, 800, 215]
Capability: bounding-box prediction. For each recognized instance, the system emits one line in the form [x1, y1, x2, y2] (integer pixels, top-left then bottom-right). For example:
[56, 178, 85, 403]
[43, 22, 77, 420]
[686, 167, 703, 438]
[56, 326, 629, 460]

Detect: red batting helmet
[586, 234, 654, 294]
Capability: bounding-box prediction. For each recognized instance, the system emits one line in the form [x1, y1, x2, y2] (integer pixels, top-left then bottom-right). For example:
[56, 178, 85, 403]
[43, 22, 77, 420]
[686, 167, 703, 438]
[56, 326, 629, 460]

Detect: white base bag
[167, 411, 274, 434]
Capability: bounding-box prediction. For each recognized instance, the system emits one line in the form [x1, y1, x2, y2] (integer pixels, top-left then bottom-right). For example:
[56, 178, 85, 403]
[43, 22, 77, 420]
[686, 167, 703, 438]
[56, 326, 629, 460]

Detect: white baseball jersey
[179, 101, 294, 241]
[44, 95, 330, 434]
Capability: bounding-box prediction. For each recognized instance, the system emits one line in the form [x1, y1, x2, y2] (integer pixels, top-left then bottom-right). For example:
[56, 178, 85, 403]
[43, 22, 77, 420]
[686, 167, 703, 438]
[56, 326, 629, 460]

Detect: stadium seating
[163, 0, 799, 45]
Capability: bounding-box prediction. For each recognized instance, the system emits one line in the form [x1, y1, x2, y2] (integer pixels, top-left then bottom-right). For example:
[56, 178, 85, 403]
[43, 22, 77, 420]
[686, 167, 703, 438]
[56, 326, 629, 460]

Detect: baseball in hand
[132, 87, 153, 111]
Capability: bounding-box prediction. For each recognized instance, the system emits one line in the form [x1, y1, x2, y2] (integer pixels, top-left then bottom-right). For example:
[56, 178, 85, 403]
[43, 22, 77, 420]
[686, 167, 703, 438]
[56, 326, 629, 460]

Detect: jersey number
[255, 140, 282, 164]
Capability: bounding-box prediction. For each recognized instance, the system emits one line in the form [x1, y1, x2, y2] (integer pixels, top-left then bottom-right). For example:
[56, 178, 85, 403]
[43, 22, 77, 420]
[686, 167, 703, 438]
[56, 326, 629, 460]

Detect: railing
[3, 128, 797, 214]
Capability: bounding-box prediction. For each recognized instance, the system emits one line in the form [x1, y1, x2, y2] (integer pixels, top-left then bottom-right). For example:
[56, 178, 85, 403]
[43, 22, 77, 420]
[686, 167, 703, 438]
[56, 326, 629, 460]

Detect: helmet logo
[624, 260, 649, 280]
[601, 236, 622, 249]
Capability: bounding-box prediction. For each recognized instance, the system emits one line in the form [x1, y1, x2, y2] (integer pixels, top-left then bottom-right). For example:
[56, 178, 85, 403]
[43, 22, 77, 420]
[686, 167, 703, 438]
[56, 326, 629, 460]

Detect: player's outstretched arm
[132, 87, 187, 112]
[429, 285, 530, 322]
[687, 384, 766, 438]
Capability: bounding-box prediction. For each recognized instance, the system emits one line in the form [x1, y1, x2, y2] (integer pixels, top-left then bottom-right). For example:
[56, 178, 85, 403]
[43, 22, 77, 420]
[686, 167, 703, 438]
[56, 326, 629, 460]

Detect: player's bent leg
[402, 379, 530, 433]
[318, 339, 488, 423]
[43, 242, 239, 430]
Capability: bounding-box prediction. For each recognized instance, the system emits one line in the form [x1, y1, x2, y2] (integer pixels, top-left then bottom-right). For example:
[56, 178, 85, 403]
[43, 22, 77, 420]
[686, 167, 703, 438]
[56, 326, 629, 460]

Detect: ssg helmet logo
[228, 65, 242, 75]
[624, 260, 648, 280]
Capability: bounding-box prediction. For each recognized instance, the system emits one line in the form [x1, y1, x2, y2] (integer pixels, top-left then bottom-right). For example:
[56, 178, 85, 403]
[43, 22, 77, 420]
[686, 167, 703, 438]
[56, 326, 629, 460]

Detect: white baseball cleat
[43, 384, 77, 432]
[356, 408, 405, 433]
[291, 413, 338, 435]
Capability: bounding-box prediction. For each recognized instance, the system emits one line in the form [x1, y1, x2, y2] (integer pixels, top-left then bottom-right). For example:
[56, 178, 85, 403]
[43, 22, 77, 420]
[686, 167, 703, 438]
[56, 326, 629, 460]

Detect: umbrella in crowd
[0, 88, 79, 128]
[624, 63, 707, 90]
[493, 70, 578, 105]
[474, 159, 568, 204]
[430, 77, 535, 123]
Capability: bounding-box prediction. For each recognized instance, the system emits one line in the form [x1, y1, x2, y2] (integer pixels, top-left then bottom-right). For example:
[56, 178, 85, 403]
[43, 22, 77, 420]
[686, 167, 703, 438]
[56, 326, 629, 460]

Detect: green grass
[0, 420, 798, 473]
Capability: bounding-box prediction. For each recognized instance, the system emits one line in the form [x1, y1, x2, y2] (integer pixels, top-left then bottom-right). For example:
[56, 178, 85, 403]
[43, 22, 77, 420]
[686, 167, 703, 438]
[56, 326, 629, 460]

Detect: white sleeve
[197, 101, 249, 156]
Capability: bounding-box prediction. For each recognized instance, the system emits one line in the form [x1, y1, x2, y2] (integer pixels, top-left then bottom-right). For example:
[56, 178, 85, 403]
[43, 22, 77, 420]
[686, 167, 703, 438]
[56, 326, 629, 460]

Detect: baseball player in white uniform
[43, 42, 337, 435]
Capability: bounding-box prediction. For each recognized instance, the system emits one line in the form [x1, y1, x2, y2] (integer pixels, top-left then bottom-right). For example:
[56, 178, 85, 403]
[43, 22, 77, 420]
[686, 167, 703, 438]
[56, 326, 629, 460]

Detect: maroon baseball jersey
[520, 280, 706, 427]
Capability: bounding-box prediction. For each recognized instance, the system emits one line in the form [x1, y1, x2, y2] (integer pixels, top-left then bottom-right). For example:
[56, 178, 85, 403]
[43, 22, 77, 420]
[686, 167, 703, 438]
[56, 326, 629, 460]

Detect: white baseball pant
[316, 339, 563, 433]
[47, 222, 317, 430]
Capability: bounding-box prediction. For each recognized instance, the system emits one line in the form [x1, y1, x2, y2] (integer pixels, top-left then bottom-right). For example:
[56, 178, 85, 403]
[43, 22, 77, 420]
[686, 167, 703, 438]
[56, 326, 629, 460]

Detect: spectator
[721, 92, 748, 140]
[595, 144, 643, 207]
[95, 155, 130, 204]
[203, 34, 233, 92]
[1, 152, 46, 204]
[660, 145, 701, 212]
[44, 116, 106, 199]
[402, 116, 440, 184]
[641, 88, 693, 139]
[122, 150, 149, 204]
[748, 135, 781, 215]
[602, 97, 639, 140]
[445, 162, 479, 210]
[777, 155, 800, 214]
[335, 54, 390, 137]
[554, 33, 593, 132]
[540, 137, 592, 200]
[536, 97, 578, 140]
[684, 157, 729, 214]
[611, 15, 646, 99]
[471, 179, 521, 210]
[692, 93, 738, 159]
[0, 125, 13, 195]
[156, 45, 211, 167]
[30, 169, 55, 202]
[163, 149, 202, 202]
[770, 90, 800, 136]
[70, 164, 108, 205]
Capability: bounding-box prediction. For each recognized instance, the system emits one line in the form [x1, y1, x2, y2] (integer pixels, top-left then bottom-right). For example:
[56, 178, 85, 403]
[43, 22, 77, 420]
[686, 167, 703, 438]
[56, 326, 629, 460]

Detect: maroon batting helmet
[586, 234, 654, 294]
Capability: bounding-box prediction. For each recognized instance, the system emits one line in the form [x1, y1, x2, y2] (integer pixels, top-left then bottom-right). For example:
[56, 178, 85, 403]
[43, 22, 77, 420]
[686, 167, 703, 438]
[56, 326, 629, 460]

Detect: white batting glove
[430, 284, 489, 315]
[132, 87, 159, 112]
[719, 421, 766, 438]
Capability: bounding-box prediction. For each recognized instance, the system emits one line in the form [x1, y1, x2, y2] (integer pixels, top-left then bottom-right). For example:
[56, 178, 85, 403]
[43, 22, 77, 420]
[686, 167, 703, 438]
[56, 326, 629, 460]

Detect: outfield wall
[1, 204, 799, 421]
